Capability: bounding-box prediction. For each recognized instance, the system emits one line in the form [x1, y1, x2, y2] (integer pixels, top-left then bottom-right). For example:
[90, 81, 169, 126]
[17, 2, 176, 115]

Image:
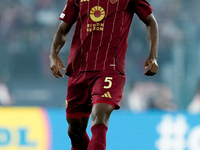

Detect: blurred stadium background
[0, 0, 200, 150]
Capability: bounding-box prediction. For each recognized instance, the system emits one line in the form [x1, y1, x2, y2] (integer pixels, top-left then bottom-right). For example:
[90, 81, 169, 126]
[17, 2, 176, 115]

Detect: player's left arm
[142, 13, 159, 76]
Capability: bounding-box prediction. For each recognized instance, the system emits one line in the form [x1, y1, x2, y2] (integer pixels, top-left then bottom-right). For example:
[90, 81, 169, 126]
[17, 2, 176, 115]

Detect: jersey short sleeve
[134, 0, 153, 20]
[59, 0, 79, 25]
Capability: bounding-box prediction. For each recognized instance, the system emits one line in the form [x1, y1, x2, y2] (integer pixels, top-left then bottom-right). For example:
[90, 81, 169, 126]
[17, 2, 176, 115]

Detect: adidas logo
[101, 92, 112, 98]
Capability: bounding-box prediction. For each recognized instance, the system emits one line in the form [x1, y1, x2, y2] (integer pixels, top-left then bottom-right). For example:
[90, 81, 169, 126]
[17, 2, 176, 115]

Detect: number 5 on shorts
[103, 77, 113, 89]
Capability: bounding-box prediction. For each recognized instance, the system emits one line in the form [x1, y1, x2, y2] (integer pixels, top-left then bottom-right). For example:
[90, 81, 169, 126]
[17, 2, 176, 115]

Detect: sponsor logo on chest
[81, 0, 118, 32]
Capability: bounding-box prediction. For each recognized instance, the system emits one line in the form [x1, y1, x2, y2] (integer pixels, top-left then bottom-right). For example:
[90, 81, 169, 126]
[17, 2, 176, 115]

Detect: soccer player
[49, 0, 159, 149]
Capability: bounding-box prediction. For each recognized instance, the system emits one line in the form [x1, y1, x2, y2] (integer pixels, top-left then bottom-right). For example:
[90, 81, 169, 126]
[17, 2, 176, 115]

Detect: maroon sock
[87, 124, 108, 150]
[71, 132, 90, 150]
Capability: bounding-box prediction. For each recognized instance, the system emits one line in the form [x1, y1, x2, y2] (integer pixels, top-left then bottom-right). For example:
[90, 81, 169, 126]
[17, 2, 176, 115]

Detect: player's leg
[67, 117, 90, 150]
[87, 70, 126, 150]
[66, 72, 92, 150]
[87, 103, 114, 150]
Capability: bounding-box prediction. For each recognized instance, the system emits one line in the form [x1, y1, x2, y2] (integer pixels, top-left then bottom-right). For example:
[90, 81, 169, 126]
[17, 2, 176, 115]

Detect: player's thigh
[66, 72, 92, 118]
[91, 71, 126, 109]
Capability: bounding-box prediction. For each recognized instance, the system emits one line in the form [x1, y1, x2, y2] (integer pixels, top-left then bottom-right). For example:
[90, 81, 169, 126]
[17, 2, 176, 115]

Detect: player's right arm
[49, 0, 79, 78]
[49, 21, 72, 78]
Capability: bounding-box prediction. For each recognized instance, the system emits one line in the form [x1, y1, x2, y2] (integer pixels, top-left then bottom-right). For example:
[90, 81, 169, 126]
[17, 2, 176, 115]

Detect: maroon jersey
[59, 0, 153, 75]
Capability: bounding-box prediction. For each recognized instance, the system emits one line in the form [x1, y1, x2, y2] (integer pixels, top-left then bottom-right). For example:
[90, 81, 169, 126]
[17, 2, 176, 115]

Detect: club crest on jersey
[110, 0, 118, 4]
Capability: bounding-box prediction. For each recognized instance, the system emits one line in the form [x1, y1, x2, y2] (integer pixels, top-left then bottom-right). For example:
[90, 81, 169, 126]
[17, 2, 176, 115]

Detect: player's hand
[49, 54, 66, 78]
[144, 58, 158, 76]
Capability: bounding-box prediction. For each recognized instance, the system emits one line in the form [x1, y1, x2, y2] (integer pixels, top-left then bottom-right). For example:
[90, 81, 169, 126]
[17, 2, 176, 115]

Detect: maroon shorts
[66, 71, 126, 119]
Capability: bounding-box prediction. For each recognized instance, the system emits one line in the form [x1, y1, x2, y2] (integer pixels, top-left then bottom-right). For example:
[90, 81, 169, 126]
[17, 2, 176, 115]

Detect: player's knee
[91, 103, 114, 126]
[67, 117, 88, 135]
[68, 126, 86, 139]
[91, 110, 112, 126]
